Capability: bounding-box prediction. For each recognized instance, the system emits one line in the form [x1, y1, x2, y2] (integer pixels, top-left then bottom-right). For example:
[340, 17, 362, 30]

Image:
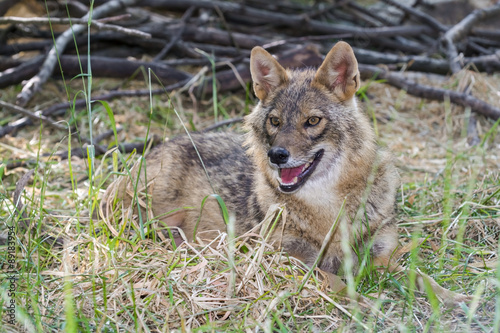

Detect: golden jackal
[102, 42, 467, 304]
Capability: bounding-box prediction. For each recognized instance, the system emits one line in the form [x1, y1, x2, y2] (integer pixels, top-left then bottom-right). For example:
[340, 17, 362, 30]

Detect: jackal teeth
[292, 176, 298, 183]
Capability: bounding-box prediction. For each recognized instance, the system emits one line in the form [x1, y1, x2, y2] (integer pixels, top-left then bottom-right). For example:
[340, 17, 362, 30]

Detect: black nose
[268, 147, 290, 165]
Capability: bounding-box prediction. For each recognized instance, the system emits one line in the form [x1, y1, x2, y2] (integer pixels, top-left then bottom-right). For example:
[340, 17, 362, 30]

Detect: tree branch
[359, 64, 500, 120]
[0, 100, 67, 132]
[15, 0, 139, 107]
[0, 16, 151, 39]
[381, 0, 447, 32]
[139, 0, 433, 38]
[442, 3, 500, 74]
[0, 80, 189, 139]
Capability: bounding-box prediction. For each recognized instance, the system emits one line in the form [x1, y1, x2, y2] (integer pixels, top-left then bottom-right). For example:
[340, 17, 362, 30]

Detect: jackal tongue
[280, 165, 305, 184]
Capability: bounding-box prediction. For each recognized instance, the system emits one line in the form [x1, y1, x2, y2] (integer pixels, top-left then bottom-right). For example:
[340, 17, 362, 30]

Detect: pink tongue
[280, 165, 305, 184]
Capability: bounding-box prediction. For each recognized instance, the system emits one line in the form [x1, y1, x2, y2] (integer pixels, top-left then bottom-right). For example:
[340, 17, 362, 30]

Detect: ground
[1, 67, 499, 331]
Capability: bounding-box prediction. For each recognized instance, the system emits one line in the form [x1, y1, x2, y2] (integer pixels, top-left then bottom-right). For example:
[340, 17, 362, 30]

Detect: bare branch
[202, 117, 244, 132]
[0, 100, 67, 132]
[359, 64, 500, 120]
[381, 0, 447, 32]
[55, 135, 161, 159]
[139, 0, 433, 38]
[442, 3, 500, 73]
[15, 0, 140, 107]
[0, 79, 189, 139]
[153, 6, 196, 61]
[0, 16, 151, 39]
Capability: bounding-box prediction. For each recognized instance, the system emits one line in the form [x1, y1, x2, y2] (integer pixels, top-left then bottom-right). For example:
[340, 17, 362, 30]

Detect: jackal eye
[306, 116, 321, 126]
[270, 117, 280, 127]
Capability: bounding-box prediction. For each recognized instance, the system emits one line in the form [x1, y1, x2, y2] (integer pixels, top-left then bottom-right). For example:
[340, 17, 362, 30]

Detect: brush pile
[1, 1, 500, 331]
[1, 0, 500, 141]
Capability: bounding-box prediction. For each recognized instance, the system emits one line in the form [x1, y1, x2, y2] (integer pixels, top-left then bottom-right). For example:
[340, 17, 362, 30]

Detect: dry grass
[1, 67, 500, 332]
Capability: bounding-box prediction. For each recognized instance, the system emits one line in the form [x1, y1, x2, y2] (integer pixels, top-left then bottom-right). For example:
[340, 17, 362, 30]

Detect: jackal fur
[102, 42, 468, 304]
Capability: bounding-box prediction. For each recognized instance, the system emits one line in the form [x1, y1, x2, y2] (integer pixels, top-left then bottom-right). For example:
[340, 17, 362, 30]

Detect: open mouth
[278, 149, 324, 193]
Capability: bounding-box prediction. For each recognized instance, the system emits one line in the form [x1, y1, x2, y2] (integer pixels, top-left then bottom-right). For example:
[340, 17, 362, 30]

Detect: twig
[359, 64, 500, 121]
[153, 6, 196, 61]
[346, 1, 393, 26]
[442, 3, 500, 73]
[381, 0, 447, 32]
[0, 100, 67, 132]
[178, 25, 268, 49]
[93, 126, 124, 144]
[0, 55, 45, 89]
[201, 45, 323, 94]
[139, 0, 433, 38]
[202, 117, 244, 132]
[0, 40, 52, 56]
[353, 47, 500, 74]
[16, 0, 139, 107]
[0, 16, 151, 39]
[1, 54, 192, 89]
[0, 79, 190, 139]
[262, 34, 352, 49]
[55, 135, 161, 159]
[56, 55, 192, 83]
[353, 47, 449, 74]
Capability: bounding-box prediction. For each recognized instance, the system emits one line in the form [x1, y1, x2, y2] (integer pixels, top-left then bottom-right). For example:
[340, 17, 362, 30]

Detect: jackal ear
[250, 47, 288, 100]
[312, 41, 360, 102]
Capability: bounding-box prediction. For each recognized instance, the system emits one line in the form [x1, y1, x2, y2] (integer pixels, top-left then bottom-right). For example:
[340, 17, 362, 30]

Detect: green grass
[1, 7, 500, 333]
[2, 80, 499, 332]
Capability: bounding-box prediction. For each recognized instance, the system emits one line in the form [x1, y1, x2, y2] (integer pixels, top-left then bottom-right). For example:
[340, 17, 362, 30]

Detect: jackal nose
[268, 147, 290, 165]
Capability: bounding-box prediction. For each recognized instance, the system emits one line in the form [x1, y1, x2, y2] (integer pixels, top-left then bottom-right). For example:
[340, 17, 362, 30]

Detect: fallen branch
[442, 3, 500, 73]
[55, 135, 161, 159]
[140, 0, 433, 38]
[58, 55, 192, 83]
[93, 126, 124, 144]
[359, 64, 500, 120]
[202, 117, 244, 132]
[0, 55, 44, 89]
[202, 45, 323, 94]
[0, 54, 191, 89]
[381, 0, 447, 32]
[0, 100, 67, 132]
[353, 47, 500, 74]
[0, 16, 151, 39]
[0, 80, 189, 139]
[0, 41, 52, 56]
[16, 0, 139, 107]
[353, 47, 449, 74]
[0, 56, 23, 71]
[153, 6, 195, 61]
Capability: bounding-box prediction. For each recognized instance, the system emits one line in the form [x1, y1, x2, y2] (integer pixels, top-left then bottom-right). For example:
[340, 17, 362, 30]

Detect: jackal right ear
[312, 41, 360, 102]
[250, 47, 288, 100]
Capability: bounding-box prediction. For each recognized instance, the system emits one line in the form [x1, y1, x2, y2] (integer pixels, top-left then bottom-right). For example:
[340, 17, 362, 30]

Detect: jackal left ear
[312, 41, 360, 102]
[250, 47, 288, 100]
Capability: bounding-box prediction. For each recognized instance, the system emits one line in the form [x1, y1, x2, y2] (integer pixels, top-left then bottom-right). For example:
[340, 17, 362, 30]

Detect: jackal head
[245, 42, 372, 194]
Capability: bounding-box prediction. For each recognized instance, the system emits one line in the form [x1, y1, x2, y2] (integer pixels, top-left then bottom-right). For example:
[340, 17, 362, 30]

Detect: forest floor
[1, 68, 499, 331]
